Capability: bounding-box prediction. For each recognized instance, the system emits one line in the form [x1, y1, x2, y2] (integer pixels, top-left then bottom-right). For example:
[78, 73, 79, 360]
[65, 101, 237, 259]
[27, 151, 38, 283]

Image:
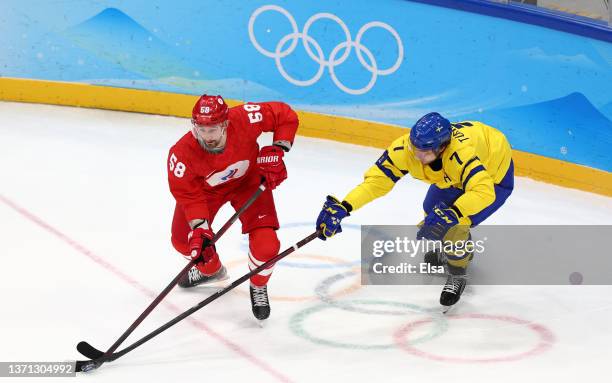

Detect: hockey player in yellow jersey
[315, 112, 514, 309]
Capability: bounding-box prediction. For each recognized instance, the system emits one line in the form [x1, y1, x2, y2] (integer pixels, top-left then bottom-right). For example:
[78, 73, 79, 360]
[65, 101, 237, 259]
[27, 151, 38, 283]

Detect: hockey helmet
[192, 95, 229, 126]
[409, 112, 452, 151]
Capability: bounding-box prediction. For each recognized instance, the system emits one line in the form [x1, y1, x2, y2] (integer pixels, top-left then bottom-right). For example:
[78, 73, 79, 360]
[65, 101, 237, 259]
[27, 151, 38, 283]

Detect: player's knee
[249, 227, 280, 261]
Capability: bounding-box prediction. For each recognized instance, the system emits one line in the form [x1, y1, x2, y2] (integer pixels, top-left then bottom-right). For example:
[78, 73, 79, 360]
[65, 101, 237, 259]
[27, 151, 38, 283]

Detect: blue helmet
[409, 112, 451, 151]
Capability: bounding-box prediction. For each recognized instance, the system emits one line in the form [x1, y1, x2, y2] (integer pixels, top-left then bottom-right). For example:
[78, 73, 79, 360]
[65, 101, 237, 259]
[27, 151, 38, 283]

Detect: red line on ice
[0, 194, 294, 383]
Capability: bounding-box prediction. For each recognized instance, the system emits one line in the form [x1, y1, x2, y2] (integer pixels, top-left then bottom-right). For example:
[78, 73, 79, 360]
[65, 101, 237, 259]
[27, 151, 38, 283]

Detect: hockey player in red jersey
[167, 94, 299, 320]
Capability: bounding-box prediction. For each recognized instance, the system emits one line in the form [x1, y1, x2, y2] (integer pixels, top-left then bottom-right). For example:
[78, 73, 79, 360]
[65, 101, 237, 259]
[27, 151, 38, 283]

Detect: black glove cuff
[273, 140, 292, 152]
[450, 205, 463, 218]
[341, 200, 353, 214]
[192, 219, 210, 229]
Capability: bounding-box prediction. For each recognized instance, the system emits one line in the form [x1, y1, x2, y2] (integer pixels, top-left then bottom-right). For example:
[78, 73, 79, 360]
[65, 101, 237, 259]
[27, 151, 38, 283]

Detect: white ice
[1, 102, 611, 383]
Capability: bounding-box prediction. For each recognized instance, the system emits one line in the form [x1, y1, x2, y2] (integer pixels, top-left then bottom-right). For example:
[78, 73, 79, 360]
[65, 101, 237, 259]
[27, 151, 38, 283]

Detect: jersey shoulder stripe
[376, 151, 400, 183]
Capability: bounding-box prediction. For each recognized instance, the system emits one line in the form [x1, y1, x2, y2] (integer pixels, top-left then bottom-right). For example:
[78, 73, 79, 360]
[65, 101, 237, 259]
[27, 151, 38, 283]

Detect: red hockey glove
[188, 226, 217, 263]
[257, 145, 287, 190]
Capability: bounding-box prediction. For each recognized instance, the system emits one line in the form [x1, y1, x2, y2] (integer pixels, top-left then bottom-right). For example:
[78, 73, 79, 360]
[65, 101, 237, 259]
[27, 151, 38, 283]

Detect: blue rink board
[0, 0, 610, 170]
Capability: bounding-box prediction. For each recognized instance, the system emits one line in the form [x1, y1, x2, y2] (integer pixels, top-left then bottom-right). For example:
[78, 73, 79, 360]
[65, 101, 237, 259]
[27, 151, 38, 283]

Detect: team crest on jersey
[206, 160, 250, 186]
[221, 169, 239, 181]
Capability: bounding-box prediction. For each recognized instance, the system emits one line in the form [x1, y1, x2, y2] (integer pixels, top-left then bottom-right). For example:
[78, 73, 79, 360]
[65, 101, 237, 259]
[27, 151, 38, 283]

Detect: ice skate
[440, 273, 467, 313]
[250, 284, 271, 321]
[178, 265, 228, 288]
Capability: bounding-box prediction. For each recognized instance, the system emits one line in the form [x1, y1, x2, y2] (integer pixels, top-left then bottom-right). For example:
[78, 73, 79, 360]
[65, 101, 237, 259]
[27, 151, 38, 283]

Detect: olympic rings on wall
[248, 5, 404, 95]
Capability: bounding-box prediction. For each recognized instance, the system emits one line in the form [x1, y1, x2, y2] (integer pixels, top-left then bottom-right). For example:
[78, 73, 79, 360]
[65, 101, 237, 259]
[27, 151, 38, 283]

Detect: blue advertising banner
[1, 0, 610, 171]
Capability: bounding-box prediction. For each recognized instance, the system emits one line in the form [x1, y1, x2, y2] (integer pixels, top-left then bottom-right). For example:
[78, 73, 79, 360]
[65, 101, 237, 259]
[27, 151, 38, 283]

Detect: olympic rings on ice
[394, 314, 556, 363]
[248, 5, 404, 95]
[294, 269, 555, 360]
[226, 222, 554, 361]
[289, 299, 448, 350]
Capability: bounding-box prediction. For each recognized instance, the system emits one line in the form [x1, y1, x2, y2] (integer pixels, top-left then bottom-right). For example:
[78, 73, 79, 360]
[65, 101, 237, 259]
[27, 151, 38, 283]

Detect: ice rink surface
[1, 101, 612, 382]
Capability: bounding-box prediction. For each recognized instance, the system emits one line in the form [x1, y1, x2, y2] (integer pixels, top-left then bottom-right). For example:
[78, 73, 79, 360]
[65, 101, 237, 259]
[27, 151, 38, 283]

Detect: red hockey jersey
[167, 102, 299, 222]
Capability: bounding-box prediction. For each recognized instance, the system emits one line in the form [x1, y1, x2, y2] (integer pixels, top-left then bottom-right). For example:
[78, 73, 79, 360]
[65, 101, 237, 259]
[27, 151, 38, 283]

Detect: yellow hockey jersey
[344, 121, 512, 218]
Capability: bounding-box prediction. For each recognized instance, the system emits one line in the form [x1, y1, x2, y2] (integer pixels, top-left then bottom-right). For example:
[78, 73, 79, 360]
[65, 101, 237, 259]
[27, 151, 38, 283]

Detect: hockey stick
[75, 179, 267, 365]
[76, 230, 320, 372]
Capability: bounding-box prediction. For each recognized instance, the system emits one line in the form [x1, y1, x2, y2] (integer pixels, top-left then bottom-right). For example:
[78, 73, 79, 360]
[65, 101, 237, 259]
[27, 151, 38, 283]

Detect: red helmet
[192, 94, 228, 125]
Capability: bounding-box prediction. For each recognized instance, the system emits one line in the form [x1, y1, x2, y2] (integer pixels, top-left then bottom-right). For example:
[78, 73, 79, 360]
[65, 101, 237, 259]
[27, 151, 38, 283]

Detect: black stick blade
[76, 359, 100, 373]
[77, 341, 104, 359]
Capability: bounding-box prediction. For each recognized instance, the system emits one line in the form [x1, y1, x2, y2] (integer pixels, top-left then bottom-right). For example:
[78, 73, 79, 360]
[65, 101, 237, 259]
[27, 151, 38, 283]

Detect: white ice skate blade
[255, 319, 266, 328]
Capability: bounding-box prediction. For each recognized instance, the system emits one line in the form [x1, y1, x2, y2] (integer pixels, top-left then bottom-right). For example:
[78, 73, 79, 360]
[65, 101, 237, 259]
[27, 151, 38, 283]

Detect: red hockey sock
[248, 227, 280, 287]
